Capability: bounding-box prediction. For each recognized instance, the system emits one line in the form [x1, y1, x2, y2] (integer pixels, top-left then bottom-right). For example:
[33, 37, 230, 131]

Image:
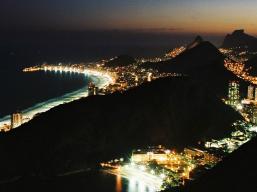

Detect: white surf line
[0, 66, 115, 130]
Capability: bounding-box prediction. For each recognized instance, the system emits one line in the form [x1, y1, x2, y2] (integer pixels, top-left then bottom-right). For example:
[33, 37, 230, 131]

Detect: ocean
[0, 70, 88, 118]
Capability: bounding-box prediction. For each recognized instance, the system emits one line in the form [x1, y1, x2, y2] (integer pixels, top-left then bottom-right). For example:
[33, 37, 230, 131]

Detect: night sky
[1, 0, 257, 34]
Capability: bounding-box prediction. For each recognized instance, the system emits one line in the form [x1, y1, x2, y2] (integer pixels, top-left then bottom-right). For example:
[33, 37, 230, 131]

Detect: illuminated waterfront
[104, 167, 161, 192]
[0, 65, 115, 131]
[100, 145, 221, 191]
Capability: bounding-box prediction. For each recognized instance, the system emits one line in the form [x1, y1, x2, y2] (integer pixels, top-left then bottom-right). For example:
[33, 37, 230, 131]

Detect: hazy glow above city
[1, 0, 257, 34]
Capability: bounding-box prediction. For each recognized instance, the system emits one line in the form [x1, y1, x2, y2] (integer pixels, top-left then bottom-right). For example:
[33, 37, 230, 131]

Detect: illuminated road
[0, 65, 115, 130]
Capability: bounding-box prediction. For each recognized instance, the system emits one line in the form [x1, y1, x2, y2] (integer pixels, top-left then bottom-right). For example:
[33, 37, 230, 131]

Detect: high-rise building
[248, 85, 254, 100]
[135, 75, 139, 86]
[11, 112, 23, 129]
[135, 75, 138, 82]
[88, 82, 99, 96]
[253, 109, 257, 124]
[147, 72, 152, 82]
[227, 81, 240, 107]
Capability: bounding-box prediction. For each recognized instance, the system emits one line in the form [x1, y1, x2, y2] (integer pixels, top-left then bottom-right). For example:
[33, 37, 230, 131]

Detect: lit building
[131, 151, 150, 162]
[227, 81, 240, 107]
[88, 82, 99, 96]
[147, 73, 152, 82]
[131, 146, 169, 164]
[135, 75, 139, 86]
[11, 112, 23, 129]
[0, 124, 11, 132]
[253, 110, 257, 124]
[135, 75, 138, 82]
[248, 85, 254, 100]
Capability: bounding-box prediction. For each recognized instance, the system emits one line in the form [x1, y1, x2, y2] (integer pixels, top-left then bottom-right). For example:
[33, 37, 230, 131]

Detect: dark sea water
[0, 70, 87, 118]
[3, 171, 156, 192]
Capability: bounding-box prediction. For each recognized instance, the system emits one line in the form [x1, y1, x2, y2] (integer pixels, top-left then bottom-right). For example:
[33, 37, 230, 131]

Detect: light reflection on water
[115, 174, 157, 192]
[116, 175, 122, 192]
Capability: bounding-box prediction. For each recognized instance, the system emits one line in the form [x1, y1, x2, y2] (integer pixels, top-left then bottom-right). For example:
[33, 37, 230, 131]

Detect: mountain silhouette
[221, 29, 257, 51]
[142, 40, 243, 97]
[186, 35, 204, 50]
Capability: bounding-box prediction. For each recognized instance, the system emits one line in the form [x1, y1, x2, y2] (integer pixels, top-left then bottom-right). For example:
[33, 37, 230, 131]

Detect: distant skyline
[1, 0, 257, 35]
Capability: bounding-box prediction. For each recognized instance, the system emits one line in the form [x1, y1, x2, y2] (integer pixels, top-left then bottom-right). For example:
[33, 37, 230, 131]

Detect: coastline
[0, 68, 114, 130]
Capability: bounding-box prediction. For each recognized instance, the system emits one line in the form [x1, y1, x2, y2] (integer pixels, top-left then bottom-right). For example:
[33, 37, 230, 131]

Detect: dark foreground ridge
[174, 135, 257, 192]
[0, 77, 241, 183]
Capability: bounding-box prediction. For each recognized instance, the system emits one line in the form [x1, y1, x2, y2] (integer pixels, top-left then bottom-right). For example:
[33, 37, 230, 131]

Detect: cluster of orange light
[23, 66, 41, 72]
[166, 46, 186, 58]
[224, 59, 257, 85]
[100, 163, 120, 169]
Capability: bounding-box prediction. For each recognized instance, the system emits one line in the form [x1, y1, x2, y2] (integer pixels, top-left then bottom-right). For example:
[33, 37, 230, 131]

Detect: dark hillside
[0, 77, 241, 181]
[105, 55, 136, 67]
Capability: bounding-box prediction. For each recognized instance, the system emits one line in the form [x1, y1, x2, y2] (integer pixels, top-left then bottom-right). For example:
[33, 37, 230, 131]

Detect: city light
[101, 145, 221, 190]
[1, 64, 115, 132]
[236, 104, 243, 110]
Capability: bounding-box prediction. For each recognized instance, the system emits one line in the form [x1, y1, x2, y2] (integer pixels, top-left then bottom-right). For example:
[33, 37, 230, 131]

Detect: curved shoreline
[0, 67, 115, 130]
